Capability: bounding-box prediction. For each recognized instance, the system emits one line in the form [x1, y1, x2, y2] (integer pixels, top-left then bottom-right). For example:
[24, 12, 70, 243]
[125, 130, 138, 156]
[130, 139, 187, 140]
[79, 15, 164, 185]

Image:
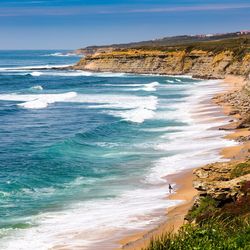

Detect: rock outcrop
[187, 160, 250, 222]
[193, 161, 250, 204]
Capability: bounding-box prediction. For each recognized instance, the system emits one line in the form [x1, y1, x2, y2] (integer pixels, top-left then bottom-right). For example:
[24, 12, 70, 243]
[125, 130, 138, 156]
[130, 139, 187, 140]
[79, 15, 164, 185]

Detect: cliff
[74, 50, 249, 78]
[193, 161, 250, 205]
[73, 35, 250, 79]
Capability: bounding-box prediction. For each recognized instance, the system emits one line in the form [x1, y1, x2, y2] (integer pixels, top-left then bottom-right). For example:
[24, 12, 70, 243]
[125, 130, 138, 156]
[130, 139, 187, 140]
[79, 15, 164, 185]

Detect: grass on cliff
[187, 196, 218, 221]
[144, 216, 250, 250]
[230, 160, 250, 178]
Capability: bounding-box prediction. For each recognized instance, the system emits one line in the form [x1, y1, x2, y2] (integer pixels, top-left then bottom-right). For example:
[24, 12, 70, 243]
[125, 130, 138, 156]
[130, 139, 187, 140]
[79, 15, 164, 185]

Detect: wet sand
[119, 170, 197, 250]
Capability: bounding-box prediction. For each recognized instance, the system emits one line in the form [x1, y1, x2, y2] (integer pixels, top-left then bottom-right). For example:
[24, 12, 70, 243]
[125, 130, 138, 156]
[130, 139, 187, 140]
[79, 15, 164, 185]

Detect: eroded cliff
[73, 49, 250, 79]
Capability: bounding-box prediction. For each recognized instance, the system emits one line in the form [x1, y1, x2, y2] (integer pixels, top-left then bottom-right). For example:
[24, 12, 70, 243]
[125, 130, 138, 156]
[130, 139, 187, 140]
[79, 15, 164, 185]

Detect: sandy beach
[119, 170, 197, 250]
[118, 75, 248, 250]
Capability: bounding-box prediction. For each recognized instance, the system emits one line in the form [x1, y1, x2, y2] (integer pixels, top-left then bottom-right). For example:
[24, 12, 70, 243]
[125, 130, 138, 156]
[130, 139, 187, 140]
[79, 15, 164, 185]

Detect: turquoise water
[0, 51, 235, 249]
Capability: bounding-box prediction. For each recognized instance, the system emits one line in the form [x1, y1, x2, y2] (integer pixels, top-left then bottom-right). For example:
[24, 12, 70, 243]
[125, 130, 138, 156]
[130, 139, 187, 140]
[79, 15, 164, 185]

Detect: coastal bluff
[73, 49, 250, 79]
[73, 34, 250, 79]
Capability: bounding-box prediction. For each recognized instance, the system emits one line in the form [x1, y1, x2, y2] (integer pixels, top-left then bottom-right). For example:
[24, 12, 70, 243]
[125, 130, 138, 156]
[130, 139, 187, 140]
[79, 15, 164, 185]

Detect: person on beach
[169, 184, 173, 193]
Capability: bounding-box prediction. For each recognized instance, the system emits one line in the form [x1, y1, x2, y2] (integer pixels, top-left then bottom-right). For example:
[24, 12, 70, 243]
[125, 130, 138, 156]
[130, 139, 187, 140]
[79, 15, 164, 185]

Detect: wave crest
[30, 85, 43, 91]
[44, 52, 82, 57]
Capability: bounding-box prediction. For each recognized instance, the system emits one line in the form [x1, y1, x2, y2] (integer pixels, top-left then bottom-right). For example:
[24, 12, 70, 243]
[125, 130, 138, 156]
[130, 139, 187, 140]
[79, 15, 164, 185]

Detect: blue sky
[0, 0, 250, 49]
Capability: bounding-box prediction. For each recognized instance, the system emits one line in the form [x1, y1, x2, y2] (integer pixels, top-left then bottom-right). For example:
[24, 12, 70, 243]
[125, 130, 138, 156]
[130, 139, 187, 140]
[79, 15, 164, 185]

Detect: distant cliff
[73, 35, 250, 79]
[74, 49, 249, 79]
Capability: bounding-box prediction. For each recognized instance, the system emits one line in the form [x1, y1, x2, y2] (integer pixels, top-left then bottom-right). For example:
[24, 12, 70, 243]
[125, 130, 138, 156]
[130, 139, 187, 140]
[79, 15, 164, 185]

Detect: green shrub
[145, 217, 250, 250]
[230, 161, 250, 178]
[188, 196, 218, 221]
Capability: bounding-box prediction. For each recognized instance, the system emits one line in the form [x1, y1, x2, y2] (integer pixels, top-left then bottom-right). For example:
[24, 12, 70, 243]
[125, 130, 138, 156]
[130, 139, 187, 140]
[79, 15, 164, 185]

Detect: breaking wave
[43, 52, 82, 57]
[30, 85, 43, 91]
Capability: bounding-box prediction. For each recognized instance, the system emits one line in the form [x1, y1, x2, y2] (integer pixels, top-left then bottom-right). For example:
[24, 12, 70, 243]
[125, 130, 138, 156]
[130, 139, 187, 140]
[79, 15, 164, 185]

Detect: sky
[0, 0, 250, 49]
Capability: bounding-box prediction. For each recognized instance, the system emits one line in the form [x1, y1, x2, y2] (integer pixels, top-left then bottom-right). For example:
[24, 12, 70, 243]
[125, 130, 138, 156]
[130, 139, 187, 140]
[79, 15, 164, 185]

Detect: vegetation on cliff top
[231, 160, 250, 178]
[80, 32, 249, 52]
[144, 216, 250, 250]
[132, 35, 249, 53]
[81, 34, 250, 61]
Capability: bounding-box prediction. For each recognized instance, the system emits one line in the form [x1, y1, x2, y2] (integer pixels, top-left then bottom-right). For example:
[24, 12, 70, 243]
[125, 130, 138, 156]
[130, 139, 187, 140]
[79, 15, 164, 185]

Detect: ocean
[0, 50, 237, 249]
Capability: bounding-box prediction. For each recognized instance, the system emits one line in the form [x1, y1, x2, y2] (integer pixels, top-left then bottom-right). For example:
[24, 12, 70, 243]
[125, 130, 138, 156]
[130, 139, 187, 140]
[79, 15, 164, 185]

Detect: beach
[117, 75, 249, 250]
[119, 170, 197, 250]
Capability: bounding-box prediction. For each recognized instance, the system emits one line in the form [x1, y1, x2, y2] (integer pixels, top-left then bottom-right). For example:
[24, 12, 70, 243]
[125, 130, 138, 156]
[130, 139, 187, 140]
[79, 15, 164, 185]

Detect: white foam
[108, 107, 155, 123]
[145, 150, 223, 184]
[47, 71, 129, 78]
[143, 79, 238, 184]
[156, 131, 236, 152]
[141, 126, 184, 132]
[19, 99, 48, 109]
[0, 92, 158, 122]
[103, 83, 142, 87]
[31, 85, 43, 90]
[166, 79, 174, 83]
[144, 120, 237, 184]
[73, 71, 129, 78]
[28, 71, 129, 78]
[165, 74, 193, 79]
[22, 92, 77, 109]
[76, 94, 158, 123]
[0, 92, 77, 109]
[126, 82, 160, 92]
[40, 71, 93, 77]
[30, 71, 42, 77]
[30, 85, 43, 91]
[0, 185, 181, 250]
[0, 67, 132, 78]
[142, 81, 160, 91]
[50, 52, 65, 57]
[0, 64, 73, 72]
[44, 52, 82, 57]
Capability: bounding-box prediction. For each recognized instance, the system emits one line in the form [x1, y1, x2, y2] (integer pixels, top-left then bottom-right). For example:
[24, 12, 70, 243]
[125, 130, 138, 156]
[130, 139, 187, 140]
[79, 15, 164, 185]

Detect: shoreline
[118, 170, 197, 250]
[117, 74, 247, 250]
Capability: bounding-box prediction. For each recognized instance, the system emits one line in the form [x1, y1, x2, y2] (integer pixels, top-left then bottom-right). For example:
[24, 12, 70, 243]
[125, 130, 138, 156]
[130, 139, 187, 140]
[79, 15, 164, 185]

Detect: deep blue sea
[0, 50, 236, 249]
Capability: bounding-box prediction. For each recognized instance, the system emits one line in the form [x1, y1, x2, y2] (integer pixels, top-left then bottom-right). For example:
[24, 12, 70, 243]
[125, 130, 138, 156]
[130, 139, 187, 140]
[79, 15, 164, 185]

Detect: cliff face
[73, 49, 250, 78]
[188, 160, 250, 222]
[193, 161, 250, 204]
